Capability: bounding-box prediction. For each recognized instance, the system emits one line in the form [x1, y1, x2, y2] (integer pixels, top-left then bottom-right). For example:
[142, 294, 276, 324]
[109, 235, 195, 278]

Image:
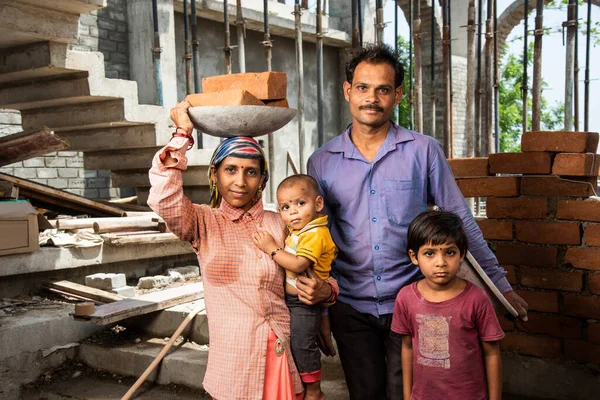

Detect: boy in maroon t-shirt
[392, 210, 505, 400]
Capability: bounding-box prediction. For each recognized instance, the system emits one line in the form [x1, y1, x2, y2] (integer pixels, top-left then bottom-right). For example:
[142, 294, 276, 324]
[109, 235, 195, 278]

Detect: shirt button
[374, 245, 380, 250]
[257, 253, 263, 259]
[372, 217, 377, 222]
[376, 276, 381, 281]
[370, 190, 376, 195]
[378, 301, 383, 305]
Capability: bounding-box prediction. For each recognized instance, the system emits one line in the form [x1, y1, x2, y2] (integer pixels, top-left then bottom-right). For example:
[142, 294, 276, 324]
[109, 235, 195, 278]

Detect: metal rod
[413, 0, 423, 134]
[294, 0, 305, 173]
[443, 0, 451, 156]
[375, 0, 384, 45]
[264, 0, 274, 201]
[531, 0, 544, 131]
[466, 0, 476, 157]
[223, 0, 232, 74]
[395, 2, 400, 124]
[184, 0, 193, 94]
[151, 0, 163, 106]
[352, 0, 359, 48]
[431, 1, 436, 139]
[409, 0, 413, 130]
[475, 0, 482, 157]
[564, 0, 577, 131]
[357, 0, 363, 47]
[485, 0, 494, 155]
[191, 0, 202, 149]
[574, 4, 579, 131]
[522, 0, 528, 136]
[584, 0, 591, 131]
[493, 0, 499, 153]
[236, 0, 246, 73]
[448, 0, 454, 157]
[317, 0, 324, 147]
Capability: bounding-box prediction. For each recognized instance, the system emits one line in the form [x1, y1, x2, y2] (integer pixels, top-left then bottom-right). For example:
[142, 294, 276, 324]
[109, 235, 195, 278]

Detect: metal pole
[493, 0, 499, 153]
[475, 0, 482, 157]
[574, 4, 579, 131]
[236, 0, 246, 73]
[485, 0, 494, 155]
[522, 0, 528, 135]
[531, 0, 544, 131]
[448, 0, 454, 157]
[413, 0, 423, 134]
[395, 2, 400, 124]
[263, 0, 274, 200]
[409, 0, 413, 130]
[430, 1, 436, 139]
[564, 0, 576, 131]
[190, 0, 202, 149]
[466, 0, 476, 157]
[443, 0, 451, 156]
[352, 0, 359, 48]
[294, 0, 305, 172]
[151, 0, 163, 106]
[375, 0, 384, 45]
[317, 0, 324, 147]
[223, 0, 232, 74]
[358, 0, 363, 47]
[584, 0, 592, 131]
[184, 0, 192, 94]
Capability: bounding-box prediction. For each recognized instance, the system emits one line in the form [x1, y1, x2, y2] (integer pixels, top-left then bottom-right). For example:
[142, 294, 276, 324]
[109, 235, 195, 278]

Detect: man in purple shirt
[307, 44, 529, 400]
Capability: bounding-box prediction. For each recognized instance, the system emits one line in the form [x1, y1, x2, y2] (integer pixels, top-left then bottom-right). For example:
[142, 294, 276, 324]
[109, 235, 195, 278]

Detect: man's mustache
[359, 104, 384, 112]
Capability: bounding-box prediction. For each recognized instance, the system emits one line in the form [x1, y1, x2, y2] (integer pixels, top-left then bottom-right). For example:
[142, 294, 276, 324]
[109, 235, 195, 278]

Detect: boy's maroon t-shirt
[392, 281, 505, 400]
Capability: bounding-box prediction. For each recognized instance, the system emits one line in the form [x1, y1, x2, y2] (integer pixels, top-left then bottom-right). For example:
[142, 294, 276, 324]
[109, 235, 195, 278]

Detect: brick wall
[77, 0, 129, 79]
[449, 131, 600, 364]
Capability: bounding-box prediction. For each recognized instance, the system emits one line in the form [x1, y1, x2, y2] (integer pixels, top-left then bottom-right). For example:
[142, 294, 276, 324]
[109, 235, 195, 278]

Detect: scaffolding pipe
[375, 0, 384, 45]
[442, 0, 452, 156]
[294, 0, 305, 173]
[493, 0, 499, 152]
[409, 0, 413, 129]
[151, 0, 163, 106]
[395, 2, 400, 124]
[223, 0, 232, 74]
[191, 0, 202, 149]
[448, 0, 454, 157]
[430, 2, 436, 139]
[485, 0, 494, 155]
[413, 0, 423, 134]
[317, 0, 324, 147]
[584, 0, 592, 131]
[475, 0, 482, 157]
[184, 0, 192, 94]
[574, 4, 579, 131]
[521, 0, 528, 136]
[352, 0, 359, 48]
[236, 0, 246, 73]
[358, 0, 363, 47]
[531, 0, 544, 131]
[263, 0, 274, 200]
[564, 0, 577, 131]
[466, 0, 476, 157]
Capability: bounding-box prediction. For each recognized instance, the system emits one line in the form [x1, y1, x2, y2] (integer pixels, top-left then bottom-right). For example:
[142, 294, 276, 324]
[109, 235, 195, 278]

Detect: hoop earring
[255, 187, 263, 200]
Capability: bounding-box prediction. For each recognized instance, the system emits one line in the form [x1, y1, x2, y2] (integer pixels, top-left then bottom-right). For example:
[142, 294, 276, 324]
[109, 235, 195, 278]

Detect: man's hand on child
[251, 230, 278, 255]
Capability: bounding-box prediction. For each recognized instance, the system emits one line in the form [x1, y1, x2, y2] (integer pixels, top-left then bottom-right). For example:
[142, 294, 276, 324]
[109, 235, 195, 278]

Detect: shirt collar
[328, 121, 415, 157]
[290, 215, 329, 235]
[220, 198, 264, 222]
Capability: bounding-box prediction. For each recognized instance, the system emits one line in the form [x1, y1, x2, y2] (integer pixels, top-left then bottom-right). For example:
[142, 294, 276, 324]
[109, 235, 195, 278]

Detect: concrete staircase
[0, 0, 212, 204]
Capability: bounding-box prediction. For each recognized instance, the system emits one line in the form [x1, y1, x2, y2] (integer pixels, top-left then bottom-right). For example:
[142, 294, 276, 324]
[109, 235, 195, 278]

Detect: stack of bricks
[449, 131, 600, 365]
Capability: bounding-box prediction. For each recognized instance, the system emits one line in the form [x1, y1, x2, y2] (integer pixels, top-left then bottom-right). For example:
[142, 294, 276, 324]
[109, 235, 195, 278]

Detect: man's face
[343, 62, 403, 129]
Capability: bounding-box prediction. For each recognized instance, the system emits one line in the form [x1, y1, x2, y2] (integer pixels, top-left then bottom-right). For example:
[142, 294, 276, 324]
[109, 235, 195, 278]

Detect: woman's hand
[252, 230, 278, 255]
[170, 100, 194, 133]
[296, 268, 332, 306]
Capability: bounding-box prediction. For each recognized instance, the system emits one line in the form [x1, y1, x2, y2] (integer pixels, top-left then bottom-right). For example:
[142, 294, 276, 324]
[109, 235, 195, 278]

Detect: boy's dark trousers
[329, 300, 403, 400]
[286, 294, 322, 377]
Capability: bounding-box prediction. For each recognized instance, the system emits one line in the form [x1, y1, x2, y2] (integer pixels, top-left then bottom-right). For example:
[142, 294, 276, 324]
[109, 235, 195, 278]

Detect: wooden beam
[0, 128, 69, 167]
[44, 280, 126, 303]
[101, 232, 180, 245]
[87, 283, 204, 326]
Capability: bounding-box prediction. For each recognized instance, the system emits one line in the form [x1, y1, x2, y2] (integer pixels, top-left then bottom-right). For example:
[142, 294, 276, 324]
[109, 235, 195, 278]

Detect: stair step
[54, 122, 157, 151]
[136, 186, 211, 206]
[21, 97, 124, 131]
[16, 0, 106, 15]
[0, 73, 91, 109]
[112, 166, 210, 188]
[84, 148, 213, 171]
[0, 42, 76, 84]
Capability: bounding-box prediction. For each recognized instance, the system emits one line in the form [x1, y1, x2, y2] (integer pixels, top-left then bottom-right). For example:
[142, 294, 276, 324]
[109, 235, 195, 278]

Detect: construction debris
[0, 128, 69, 168]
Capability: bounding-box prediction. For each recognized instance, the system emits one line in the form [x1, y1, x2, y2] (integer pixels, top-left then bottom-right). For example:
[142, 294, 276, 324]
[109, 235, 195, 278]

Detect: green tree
[392, 35, 412, 128]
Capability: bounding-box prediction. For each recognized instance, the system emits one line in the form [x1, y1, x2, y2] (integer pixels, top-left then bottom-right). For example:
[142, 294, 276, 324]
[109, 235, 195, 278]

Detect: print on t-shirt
[416, 314, 452, 369]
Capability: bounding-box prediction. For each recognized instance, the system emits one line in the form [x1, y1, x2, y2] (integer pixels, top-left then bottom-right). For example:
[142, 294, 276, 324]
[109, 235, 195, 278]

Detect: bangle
[171, 130, 194, 150]
[176, 127, 191, 136]
[270, 247, 283, 259]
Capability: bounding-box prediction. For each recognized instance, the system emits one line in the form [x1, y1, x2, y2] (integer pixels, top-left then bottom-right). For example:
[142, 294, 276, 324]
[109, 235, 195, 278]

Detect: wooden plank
[0, 128, 69, 167]
[93, 218, 163, 234]
[44, 280, 126, 303]
[0, 172, 124, 217]
[88, 283, 204, 326]
[56, 216, 155, 231]
[0, 181, 18, 198]
[46, 287, 107, 305]
[102, 232, 181, 245]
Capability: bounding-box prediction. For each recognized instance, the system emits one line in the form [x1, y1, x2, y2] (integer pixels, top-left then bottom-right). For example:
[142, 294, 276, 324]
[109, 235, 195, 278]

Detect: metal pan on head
[188, 105, 297, 138]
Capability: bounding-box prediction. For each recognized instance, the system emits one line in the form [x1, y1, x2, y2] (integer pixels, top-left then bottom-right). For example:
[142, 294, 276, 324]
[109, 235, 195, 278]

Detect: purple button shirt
[307, 122, 511, 317]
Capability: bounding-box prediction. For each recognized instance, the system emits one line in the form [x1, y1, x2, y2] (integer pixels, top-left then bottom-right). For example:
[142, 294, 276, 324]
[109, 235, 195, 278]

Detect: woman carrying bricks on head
[147, 100, 338, 400]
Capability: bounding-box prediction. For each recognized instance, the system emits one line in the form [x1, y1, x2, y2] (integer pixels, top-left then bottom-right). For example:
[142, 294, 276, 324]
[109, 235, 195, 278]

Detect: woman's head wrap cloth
[208, 136, 268, 208]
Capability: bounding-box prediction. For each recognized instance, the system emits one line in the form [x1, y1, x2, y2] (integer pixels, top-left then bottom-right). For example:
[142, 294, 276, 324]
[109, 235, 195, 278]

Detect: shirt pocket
[384, 179, 427, 227]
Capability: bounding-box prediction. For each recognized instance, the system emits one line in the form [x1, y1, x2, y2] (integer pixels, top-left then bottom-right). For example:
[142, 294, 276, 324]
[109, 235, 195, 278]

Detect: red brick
[520, 312, 582, 339]
[589, 273, 600, 295]
[564, 248, 600, 271]
[456, 177, 520, 198]
[476, 218, 513, 240]
[448, 157, 490, 177]
[263, 98, 289, 107]
[202, 72, 287, 100]
[521, 131, 599, 153]
[496, 243, 557, 267]
[500, 332, 561, 358]
[564, 294, 600, 319]
[552, 153, 600, 176]
[557, 199, 600, 222]
[486, 197, 548, 220]
[185, 89, 265, 106]
[515, 290, 559, 313]
[516, 221, 581, 245]
[588, 323, 600, 344]
[503, 265, 518, 285]
[489, 152, 553, 174]
[520, 267, 583, 292]
[498, 314, 516, 331]
[586, 224, 600, 247]
[520, 176, 598, 197]
[565, 340, 600, 364]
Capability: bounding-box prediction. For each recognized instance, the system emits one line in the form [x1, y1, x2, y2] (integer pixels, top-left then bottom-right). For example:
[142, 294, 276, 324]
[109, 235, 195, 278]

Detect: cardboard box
[0, 201, 44, 256]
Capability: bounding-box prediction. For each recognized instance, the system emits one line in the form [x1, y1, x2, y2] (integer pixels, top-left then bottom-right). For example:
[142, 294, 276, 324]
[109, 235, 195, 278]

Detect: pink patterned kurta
[147, 137, 303, 399]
